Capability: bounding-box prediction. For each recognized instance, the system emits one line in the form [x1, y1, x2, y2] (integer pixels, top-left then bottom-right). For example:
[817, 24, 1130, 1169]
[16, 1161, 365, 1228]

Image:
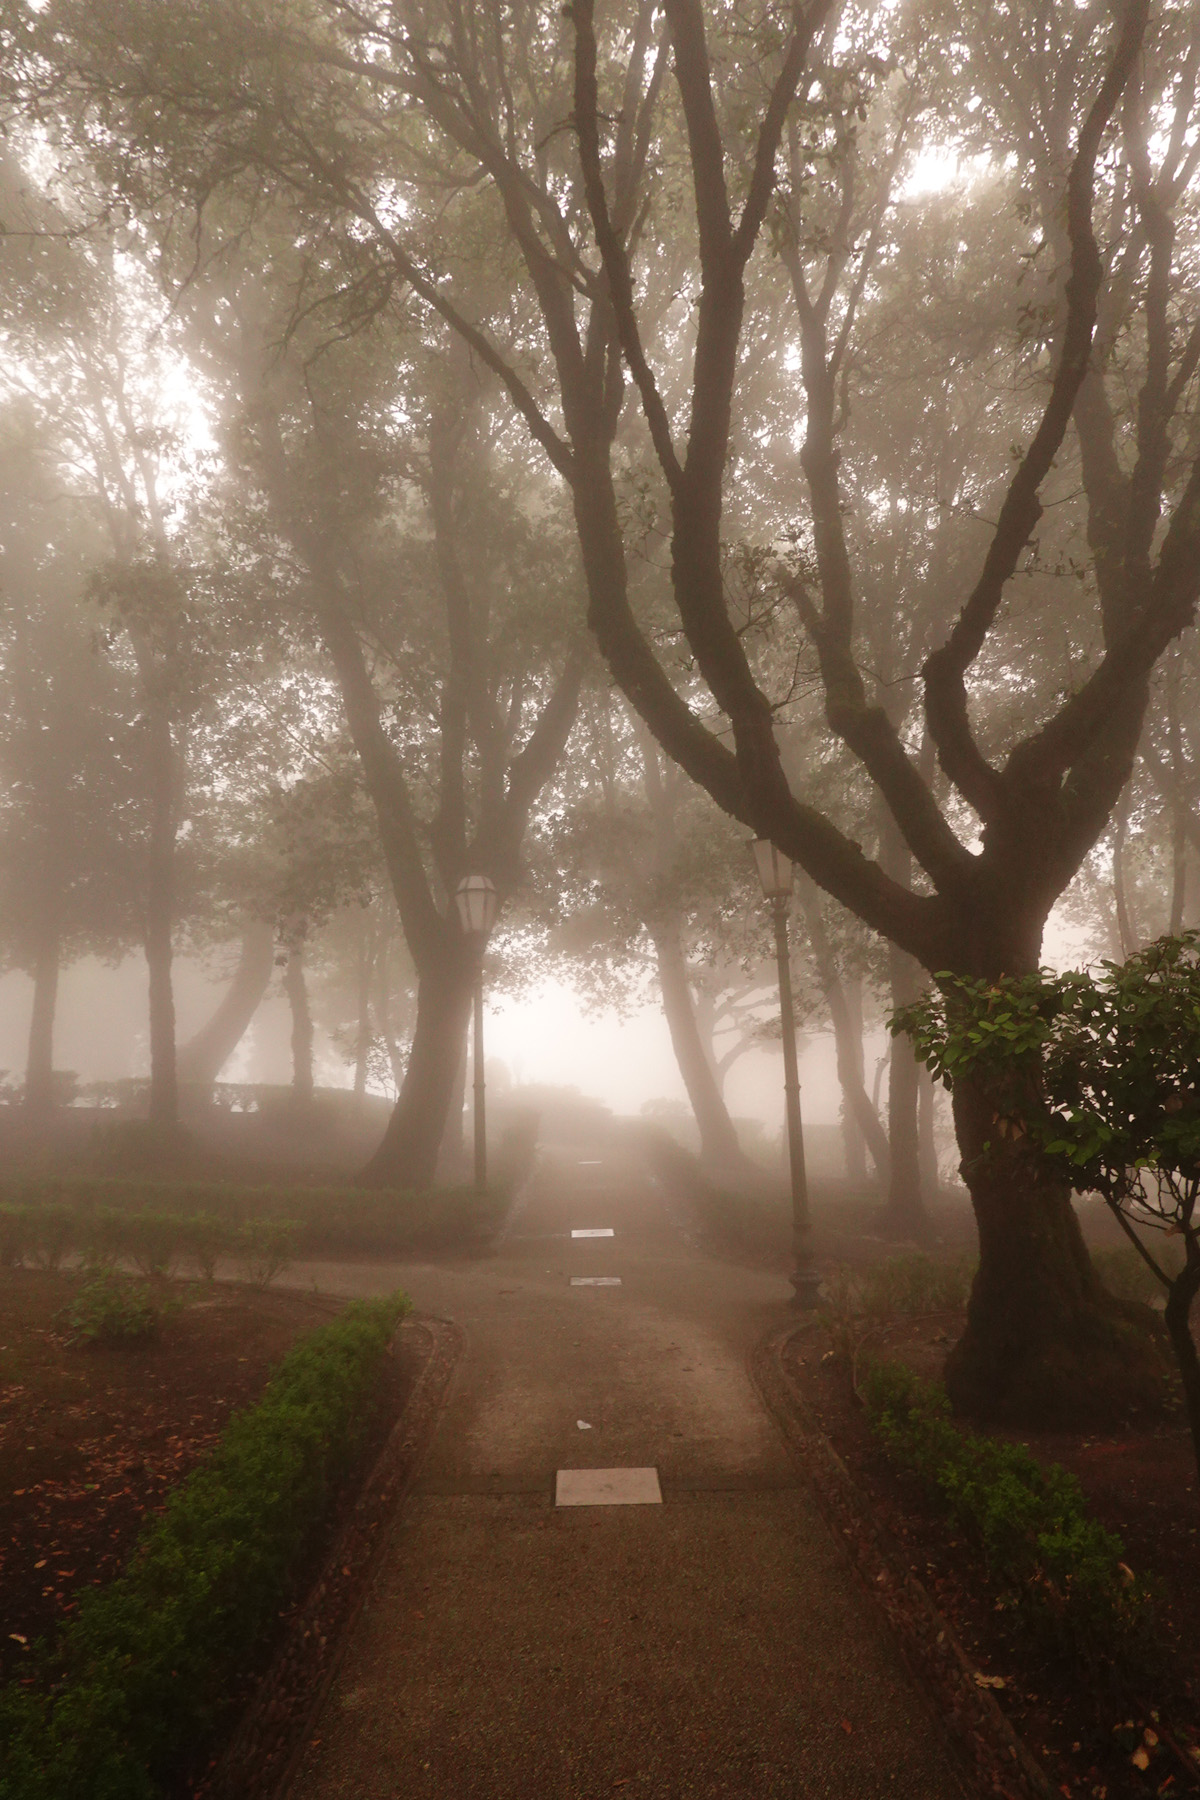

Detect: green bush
[0, 1176, 510, 1260]
[858, 1252, 974, 1321]
[860, 1360, 1155, 1675]
[0, 1292, 410, 1800]
[0, 1204, 32, 1268]
[177, 1212, 233, 1281]
[234, 1216, 299, 1287]
[57, 1273, 170, 1348]
[25, 1205, 79, 1272]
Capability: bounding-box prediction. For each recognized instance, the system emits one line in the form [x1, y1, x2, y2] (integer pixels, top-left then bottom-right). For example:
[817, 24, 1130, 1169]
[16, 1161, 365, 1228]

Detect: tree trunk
[145, 704, 178, 1127]
[352, 916, 373, 1103]
[284, 943, 315, 1108]
[437, 1034, 469, 1180]
[359, 953, 475, 1189]
[797, 883, 889, 1183]
[1163, 1255, 1200, 1491]
[945, 1078, 1166, 1425]
[177, 920, 275, 1091]
[23, 907, 61, 1116]
[652, 923, 747, 1172]
[840, 972, 868, 1185]
[917, 1063, 940, 1199]
[877, 946, 930, 1240]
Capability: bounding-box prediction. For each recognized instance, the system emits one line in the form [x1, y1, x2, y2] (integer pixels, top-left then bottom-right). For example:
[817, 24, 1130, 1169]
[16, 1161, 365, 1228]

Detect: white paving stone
[555, 1467, 662, 1506]
[570, 1228, 614, 1238]
[570, 1276, 622, 1286]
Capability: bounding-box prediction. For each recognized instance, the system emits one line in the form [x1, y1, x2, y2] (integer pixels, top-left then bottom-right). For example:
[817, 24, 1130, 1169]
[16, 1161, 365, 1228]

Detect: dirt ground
[782, 1312, 1200, 1800]
[0, 1269, 345, 1686]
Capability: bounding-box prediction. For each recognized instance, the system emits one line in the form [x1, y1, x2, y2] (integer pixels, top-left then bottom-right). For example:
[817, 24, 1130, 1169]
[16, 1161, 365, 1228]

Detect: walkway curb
[751, 1322, 1058, 1800]
[204, 1312, 466, 1800]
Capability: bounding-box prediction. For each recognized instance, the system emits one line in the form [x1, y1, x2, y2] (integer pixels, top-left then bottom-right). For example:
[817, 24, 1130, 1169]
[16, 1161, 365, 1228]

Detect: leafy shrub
[860, 1360, 1155, 1675]
[178, 1212, 233, 1281]
[0, 1176, 511, 1259]
[235, 1216, 299, 1287]
[56, 1273, 170, 1348]
[1089, 1243, 1181, 1307]
[122, 1212, 184, 1279]
[25, 1206, 78, 1272]
[0, 1292, 410, 1800]
[0, 1204, 31, 1268]
[859, 1252, 974, 1321]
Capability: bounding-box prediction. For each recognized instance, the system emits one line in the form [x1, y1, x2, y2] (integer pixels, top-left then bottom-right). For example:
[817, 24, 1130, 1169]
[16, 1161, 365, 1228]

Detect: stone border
[202, 1313, 466, 1800]
[751, 1322, 1059, 1800]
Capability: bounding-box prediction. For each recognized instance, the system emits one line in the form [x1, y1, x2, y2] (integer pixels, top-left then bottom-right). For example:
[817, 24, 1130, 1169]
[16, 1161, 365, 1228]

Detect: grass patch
[0, 1291, 410, 1800]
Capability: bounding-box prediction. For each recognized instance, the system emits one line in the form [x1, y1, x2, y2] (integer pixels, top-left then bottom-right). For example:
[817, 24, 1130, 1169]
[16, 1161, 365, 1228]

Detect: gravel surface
[280, 1144, 970, 1800]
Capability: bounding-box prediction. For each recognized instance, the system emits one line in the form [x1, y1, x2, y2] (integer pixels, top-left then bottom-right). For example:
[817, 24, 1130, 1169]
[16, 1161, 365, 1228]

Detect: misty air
[0, 2, 1197, 1797]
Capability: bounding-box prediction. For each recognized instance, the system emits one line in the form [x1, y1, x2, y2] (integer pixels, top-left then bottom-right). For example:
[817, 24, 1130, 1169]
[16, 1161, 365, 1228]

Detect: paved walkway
[283, 1144, 967, 1799]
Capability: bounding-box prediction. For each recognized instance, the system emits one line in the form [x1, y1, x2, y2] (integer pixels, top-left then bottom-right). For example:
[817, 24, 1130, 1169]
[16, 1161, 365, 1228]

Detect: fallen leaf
[1131, 1747, 1150, 1771]
[840, 1719, 852, 1734]
[974, 1673, 1007, 1690]
[8, 1634, 26, 1645]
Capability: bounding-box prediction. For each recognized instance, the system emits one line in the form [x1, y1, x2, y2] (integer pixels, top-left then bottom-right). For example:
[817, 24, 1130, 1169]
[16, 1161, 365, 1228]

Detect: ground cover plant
[0, 1273, 351, 1689]
[786, 1252, 1200, 1798]
[0, 1290, 410, 1800]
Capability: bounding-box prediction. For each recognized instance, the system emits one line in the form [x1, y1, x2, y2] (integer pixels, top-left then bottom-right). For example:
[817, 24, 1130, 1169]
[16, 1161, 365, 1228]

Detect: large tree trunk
[177, 920, 275, 1090]
[23, 905, 61, 1116]
[652, 922, 747, 1173]
[144, 704, 178, 1127]
[284, 943, 315, 1108]
[436, 1035, 469, 1180]
[945, 1079, 1166, 1425]
[877, 946, 930, 1240]
[359, 953, 475, 1189]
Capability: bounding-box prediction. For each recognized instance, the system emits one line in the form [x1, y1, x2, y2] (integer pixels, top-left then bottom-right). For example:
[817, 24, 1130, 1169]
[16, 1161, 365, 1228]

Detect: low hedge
[0, 1177, 507, 1264]
[860, 1360, 1156, 1677]
[0, 1292, 410, 1800]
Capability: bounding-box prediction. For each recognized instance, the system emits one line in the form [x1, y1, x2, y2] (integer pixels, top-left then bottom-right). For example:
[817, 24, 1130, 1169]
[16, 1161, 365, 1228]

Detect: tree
[895, 935, 1200, 1464]
[10, 0, 1200, 1416]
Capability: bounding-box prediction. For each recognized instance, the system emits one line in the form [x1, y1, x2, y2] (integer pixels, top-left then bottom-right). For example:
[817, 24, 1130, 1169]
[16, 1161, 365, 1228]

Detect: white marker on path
[570, 1276, 622, 1286]
[571, 1228, 614, 1238]
[555, 1467, 662, 1506]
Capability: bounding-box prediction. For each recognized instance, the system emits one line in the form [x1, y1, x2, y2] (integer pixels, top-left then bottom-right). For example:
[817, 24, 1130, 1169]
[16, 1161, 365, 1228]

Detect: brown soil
[0, 1268, 343, 1685]
[783, 1312, 1200, 1800]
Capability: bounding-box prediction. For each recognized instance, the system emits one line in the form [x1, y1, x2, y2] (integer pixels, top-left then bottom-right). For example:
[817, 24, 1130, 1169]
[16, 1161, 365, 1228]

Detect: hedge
[0, 1178, 506, 1265]
[0, 1292, 410, 1800]
[860, 1359, 1156, 1676]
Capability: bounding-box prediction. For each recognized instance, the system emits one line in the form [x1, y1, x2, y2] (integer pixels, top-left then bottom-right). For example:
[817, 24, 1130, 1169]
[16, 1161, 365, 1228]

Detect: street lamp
[454, 873, 499, 1194]
[751, 839, 821, 1309]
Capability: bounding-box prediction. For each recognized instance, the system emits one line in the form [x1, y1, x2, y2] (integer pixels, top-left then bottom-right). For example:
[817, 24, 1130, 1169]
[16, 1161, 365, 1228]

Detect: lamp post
[454, 873, 499, 1194]
[751, 840, 821, 1309]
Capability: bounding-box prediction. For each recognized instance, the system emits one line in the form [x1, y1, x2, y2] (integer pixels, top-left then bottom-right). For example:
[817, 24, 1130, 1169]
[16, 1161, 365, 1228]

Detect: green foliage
[858, 1253, 974, 1321]
[0, 1293, 410, 1800]
[860, 1361, 1155, 1676]
[177, 1212, 233, 1281]
[56, 1272, 169, 1348]
[25, 1205, 77, 1272]
[234, 1216, 299, 1287]
[892, 933, 1200, 1206]
[0, 1178, 509, 1259]
[818, 1254, 975, 1370]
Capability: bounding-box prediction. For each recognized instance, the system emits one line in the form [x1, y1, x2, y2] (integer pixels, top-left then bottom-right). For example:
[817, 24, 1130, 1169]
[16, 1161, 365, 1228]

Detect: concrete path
[283, 1145, 967, 1800]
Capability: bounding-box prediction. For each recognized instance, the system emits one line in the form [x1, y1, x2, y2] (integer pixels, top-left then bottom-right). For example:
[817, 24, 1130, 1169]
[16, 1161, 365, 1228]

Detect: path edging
[203, 1312, 466, 1800]
[751, 1322, 1059, 1800]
